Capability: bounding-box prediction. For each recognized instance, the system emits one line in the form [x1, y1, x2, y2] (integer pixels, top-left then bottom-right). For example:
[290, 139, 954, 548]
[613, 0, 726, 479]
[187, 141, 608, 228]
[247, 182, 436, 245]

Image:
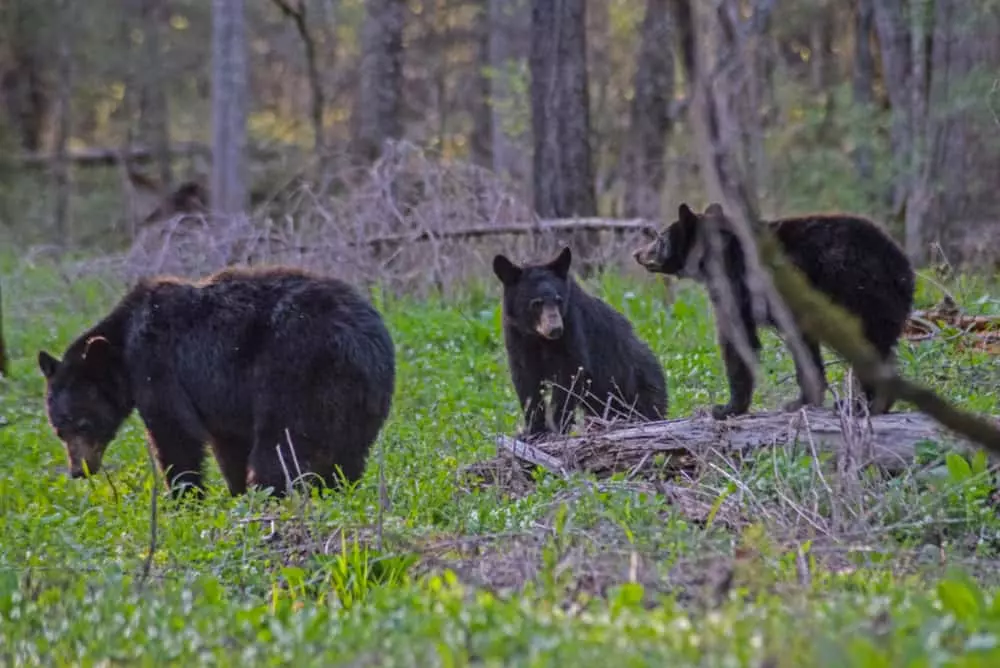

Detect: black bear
[492, 247, 668, 438]
[37, 266, 396, 498]
[633, 203, 915, 419]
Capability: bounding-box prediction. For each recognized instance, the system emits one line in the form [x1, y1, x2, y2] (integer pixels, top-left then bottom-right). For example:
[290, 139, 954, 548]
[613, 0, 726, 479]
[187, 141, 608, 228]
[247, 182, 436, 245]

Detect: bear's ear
[678, 203, 697, 224]
[548, 247, 572, 279]
[704, 202, 725, 217]
[81, 336, 116, 370]
[38, 351, 60, 379]
[492, 254, 523, 286]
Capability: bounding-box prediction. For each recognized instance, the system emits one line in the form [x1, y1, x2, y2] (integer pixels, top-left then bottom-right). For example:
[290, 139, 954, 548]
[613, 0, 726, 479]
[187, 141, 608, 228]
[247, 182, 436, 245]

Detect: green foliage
[2, 261, 1000, 663]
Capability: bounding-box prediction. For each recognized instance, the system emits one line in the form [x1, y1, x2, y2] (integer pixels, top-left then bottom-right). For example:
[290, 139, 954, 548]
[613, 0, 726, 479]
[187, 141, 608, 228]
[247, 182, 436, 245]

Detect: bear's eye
[553, 296, 563, 305]
[73, 418, 94, 433]
[529, 298, 543, 310]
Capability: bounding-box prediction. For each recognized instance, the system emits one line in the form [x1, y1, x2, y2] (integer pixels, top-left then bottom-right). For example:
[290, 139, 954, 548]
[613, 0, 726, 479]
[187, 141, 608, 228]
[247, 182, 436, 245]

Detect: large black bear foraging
[37, 266, 396, 498]
[492, 247, 668, 438]
[633, 203, 915, 420]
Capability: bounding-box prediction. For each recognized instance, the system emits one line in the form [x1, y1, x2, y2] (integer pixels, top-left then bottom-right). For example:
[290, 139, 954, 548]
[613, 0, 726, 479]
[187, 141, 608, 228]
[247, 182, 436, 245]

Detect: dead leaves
[904, 295, 1000, 354]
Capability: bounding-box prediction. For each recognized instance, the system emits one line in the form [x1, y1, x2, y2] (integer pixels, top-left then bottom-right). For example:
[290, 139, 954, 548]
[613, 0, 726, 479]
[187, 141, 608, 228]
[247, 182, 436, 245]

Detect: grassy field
[2, 254, 1000, 666]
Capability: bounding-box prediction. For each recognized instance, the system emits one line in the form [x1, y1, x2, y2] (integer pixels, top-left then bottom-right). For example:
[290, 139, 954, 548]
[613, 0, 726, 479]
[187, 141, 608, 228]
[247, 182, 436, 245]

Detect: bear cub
[633, 203, 915, 419]
[493, 247, 668, 438]
[38, 266, 396, 498]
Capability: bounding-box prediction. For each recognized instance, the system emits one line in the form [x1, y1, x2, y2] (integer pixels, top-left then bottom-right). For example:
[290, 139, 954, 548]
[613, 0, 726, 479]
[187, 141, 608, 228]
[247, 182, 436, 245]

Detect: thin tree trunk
[470, 0, 493, 168]
[852, 0, 875, 185]
[872, 0, 912, 215]
[358, 0, 406, 161]
[488, 0, 529, 182]
[139, 0, 172, 193]
[623, 0, 674, 220]
[904, 0, 932, 262]
[211, 0, 249, 215]
[52, 0, 73, 244]
[1, 1, 49, 152]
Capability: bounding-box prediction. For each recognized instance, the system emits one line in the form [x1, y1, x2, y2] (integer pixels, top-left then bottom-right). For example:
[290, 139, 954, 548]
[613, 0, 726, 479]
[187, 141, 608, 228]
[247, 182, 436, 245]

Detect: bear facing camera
[493, 246, 667, 439]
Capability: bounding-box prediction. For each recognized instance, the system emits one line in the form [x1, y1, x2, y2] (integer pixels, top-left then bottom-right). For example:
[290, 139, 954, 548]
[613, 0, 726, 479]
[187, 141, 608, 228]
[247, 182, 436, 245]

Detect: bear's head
[633, 202, 725, 277]
[492, 247, 573, 341]
[37, 336, 133, 478]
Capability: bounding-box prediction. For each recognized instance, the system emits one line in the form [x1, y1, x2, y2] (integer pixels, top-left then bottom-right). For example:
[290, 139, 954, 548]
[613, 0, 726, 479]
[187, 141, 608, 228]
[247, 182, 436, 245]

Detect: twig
[136, 439, 160, 588]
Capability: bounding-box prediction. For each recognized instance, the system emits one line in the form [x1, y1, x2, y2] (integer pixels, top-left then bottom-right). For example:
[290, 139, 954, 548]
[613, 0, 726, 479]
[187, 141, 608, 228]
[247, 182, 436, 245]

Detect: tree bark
[210, 0, 249, 216]
[358, 0, 407, 161]
[623, 0, 674, 220]
[529, 0, 597, 263]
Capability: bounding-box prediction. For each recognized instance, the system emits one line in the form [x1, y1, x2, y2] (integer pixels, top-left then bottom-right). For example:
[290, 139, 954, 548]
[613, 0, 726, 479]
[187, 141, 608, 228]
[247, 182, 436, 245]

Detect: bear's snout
[633, 243, 656, 267]
[65, 437, 106, 478]
[534, 305, 565, 340]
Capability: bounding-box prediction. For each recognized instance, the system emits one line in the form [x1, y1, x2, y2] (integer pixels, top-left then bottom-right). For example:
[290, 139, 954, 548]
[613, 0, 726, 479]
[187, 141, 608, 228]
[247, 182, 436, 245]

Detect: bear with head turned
[633, 202, 915, 419]
[492, 247, 668, 438]
[37, 265, 396, 498]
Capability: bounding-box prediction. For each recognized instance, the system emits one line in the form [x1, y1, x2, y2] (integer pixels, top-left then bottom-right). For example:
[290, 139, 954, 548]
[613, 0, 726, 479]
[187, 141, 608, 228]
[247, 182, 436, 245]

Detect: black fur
[38, 266, 396, 498]
[493, 247, 668, 437]
[633, 203, 915, 419]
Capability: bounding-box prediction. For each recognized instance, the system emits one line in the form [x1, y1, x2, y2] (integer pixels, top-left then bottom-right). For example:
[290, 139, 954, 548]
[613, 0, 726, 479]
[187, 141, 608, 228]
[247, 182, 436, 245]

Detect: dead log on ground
[464, 408, 989, 491]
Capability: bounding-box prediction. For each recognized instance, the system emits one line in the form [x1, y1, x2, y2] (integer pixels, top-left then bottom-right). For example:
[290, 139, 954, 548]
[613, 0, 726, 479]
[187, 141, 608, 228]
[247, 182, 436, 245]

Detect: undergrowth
[2, 255, 1000, 666]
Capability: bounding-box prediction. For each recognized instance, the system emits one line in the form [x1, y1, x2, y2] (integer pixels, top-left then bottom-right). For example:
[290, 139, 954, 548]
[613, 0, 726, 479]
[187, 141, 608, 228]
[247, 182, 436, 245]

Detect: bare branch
[270, 0, 326, 159]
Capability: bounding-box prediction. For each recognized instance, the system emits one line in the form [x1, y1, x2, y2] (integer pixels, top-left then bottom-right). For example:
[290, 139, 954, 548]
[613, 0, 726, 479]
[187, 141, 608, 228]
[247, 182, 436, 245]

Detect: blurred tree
[488, 0, 529, 182]
[211, 0, 248, 215]
[52, 0, 74, 242]
[623, 0, 674, 220]
[0, 0, 49, 152]
[358, 0, 406, 161]
[138, 0, 173, 193]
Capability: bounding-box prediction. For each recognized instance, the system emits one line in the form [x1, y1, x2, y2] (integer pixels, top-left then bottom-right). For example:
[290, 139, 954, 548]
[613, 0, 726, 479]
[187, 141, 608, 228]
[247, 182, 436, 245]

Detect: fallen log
[465, 408, 991, 491]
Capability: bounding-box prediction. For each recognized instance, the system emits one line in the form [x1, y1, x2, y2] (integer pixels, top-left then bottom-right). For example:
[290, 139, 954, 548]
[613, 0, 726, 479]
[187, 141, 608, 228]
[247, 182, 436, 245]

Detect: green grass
[3, 257, 1000, 666]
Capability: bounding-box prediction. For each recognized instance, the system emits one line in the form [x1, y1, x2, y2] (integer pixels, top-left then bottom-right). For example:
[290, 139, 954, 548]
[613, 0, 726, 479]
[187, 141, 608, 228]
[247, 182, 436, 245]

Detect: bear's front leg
[140, 410, 207, 498]
[712, 328, 761, 420]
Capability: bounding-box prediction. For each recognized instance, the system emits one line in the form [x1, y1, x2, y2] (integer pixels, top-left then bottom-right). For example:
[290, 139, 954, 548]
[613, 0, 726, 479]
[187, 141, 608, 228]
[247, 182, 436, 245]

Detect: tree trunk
[0, 1, 49, 152]
[488, 0, 530, 182]
[852, 0, 875, 185]
[623, 0, 674, 220]
[872, 0, 913, 216]
[51, 0, 74, 244]
[358, 0, 406, 162]
[903, 0, 932, 262]
[529, 0, 597, 263]
[138, 0, 172, 193]
[210, 0, 249, 216]
[470, 0, 493, 168]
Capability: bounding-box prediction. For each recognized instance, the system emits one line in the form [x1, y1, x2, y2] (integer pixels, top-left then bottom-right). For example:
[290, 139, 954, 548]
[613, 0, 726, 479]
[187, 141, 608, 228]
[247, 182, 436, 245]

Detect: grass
[3, 254, 1000, 666]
